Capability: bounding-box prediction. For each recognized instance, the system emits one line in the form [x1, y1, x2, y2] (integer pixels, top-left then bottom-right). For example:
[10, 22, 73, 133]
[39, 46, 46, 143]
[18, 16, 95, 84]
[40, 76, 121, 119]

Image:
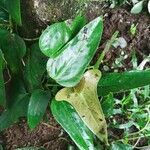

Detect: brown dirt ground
[1, 7, 150, 150]
[93, 8, 150, 72]
[0, 110, 74, 150]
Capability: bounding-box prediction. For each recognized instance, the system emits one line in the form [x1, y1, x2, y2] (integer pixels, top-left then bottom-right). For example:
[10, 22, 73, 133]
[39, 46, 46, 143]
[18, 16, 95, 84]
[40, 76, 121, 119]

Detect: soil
[93, 8, 150, 72]
[1, 4, 150, 150]
[0, 111, 74, 150]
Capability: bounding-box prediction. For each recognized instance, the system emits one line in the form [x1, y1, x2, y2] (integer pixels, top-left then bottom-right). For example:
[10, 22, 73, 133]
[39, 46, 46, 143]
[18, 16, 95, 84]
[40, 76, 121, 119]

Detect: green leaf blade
[0, 30, 26, 73]
[98, 69, 150, 96]
[131, 1, 143, 14]
[39, 16, 86, 58]
[24, 43, 47, 91]
[51, 100, 99, 150]
[7, 0, 22, 25]
[47, 16, 103, 87]
[0, 94, 30, 131]
[28, 89, 51, 129]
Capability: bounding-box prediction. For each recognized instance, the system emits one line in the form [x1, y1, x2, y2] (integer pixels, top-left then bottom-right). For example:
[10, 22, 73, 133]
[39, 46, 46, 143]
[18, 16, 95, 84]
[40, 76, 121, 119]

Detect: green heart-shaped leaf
[47, 16, 103, 87]
[39, 16, 86, 58]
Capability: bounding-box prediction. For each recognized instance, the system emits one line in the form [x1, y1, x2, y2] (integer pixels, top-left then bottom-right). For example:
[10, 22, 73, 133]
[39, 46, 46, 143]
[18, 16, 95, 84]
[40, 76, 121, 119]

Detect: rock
[19, 0, 107, 38]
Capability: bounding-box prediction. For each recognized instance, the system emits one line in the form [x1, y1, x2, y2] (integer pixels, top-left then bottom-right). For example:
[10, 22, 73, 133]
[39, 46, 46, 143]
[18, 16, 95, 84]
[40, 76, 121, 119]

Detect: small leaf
[101, 93, 114, 117]
[0, 30, 26, 73]
[24, 43, 47, 91]
[111, 142, 133, 150]
[28, 89, 51, 129]
[51, 100, 99, 150]
[0, 94, 30, 131]
[131, 1, 143, 14]
[39, 16, 86, 58]
[55, 69, 108, 144]
[47, 16, 103, 87]
[6, 0, 22, 25]
[98, 69, 150, 96]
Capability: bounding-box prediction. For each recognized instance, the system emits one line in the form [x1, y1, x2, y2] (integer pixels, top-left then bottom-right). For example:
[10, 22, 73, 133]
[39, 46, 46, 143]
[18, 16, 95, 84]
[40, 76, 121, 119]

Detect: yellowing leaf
[55, 69, 108, 144]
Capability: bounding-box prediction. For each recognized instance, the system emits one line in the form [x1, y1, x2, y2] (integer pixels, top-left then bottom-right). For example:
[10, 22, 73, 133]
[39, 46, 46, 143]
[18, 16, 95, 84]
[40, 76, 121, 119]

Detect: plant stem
[94, 31, 119, 69]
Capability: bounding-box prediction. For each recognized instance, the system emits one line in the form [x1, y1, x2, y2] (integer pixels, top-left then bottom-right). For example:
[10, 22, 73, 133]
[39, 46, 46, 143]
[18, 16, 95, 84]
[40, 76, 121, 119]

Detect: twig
[41, 122, 60, 130]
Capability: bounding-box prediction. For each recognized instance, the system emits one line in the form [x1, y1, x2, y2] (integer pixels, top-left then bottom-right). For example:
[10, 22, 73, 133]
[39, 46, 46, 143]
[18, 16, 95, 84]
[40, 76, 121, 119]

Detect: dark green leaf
[0, 30, 26, 73]
[7, 75, 27, 108]
[0, 94, 30, 131]
[39, 16, 86, 58]
[101, 93, 114, 117]
[51, 100, 99, 150]
[0, 0, 6, 9]
[47, 16, 103, 87]
[0, 7, 9, 23]
[111, 142, 133, 150]
[0, 50, 5, 106]
[24, 43, 47, 91]
[98, 69, 150, 96]
[28, 89, 51, 129]
[6, 0, 22, 25]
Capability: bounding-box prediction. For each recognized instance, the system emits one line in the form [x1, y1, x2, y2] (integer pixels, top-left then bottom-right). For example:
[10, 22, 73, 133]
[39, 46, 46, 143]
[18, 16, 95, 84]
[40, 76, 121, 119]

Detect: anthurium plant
[1, 1, 150, 150]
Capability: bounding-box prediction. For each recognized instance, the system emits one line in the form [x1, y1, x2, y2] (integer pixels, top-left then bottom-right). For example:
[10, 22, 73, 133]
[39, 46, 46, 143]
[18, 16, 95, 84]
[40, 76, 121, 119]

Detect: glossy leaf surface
[56, 69, 108, 144]
[28, 89, 51, 129]
[47, 16, 103, 87]
[51, 100, 99, 150]
[0, 30, 26, 73]
[24, 43, 47, 91]
[39, 16, 86, 58]
[98, 69, 150, 96]
[131, 1, 143, 14]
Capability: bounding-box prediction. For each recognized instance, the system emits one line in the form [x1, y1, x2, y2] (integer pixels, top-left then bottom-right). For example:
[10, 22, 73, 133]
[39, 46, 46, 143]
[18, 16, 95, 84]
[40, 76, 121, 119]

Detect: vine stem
[94, 31, 119, 69]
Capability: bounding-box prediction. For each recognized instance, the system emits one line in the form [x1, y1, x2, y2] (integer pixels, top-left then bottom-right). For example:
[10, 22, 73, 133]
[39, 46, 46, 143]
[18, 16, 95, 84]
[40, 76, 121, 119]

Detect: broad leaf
[24, 43, 47, 91]
[98, 69, 150, 96]
[28, 89, 51, 129]
[51, 100, 99, 150]
[55, 69, 108, 144]
[0, 50, 5, 106]
[6, 0, 22, 25]
[0, 94, 30, 131]
[0, 30, 26, 73]
[47, 16, 103, 87]
[39, 16, 86, 58]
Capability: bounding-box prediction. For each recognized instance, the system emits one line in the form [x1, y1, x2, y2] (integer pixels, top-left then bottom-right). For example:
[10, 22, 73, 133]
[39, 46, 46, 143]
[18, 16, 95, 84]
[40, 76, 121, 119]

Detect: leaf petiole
[94, 31, 119, 69]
